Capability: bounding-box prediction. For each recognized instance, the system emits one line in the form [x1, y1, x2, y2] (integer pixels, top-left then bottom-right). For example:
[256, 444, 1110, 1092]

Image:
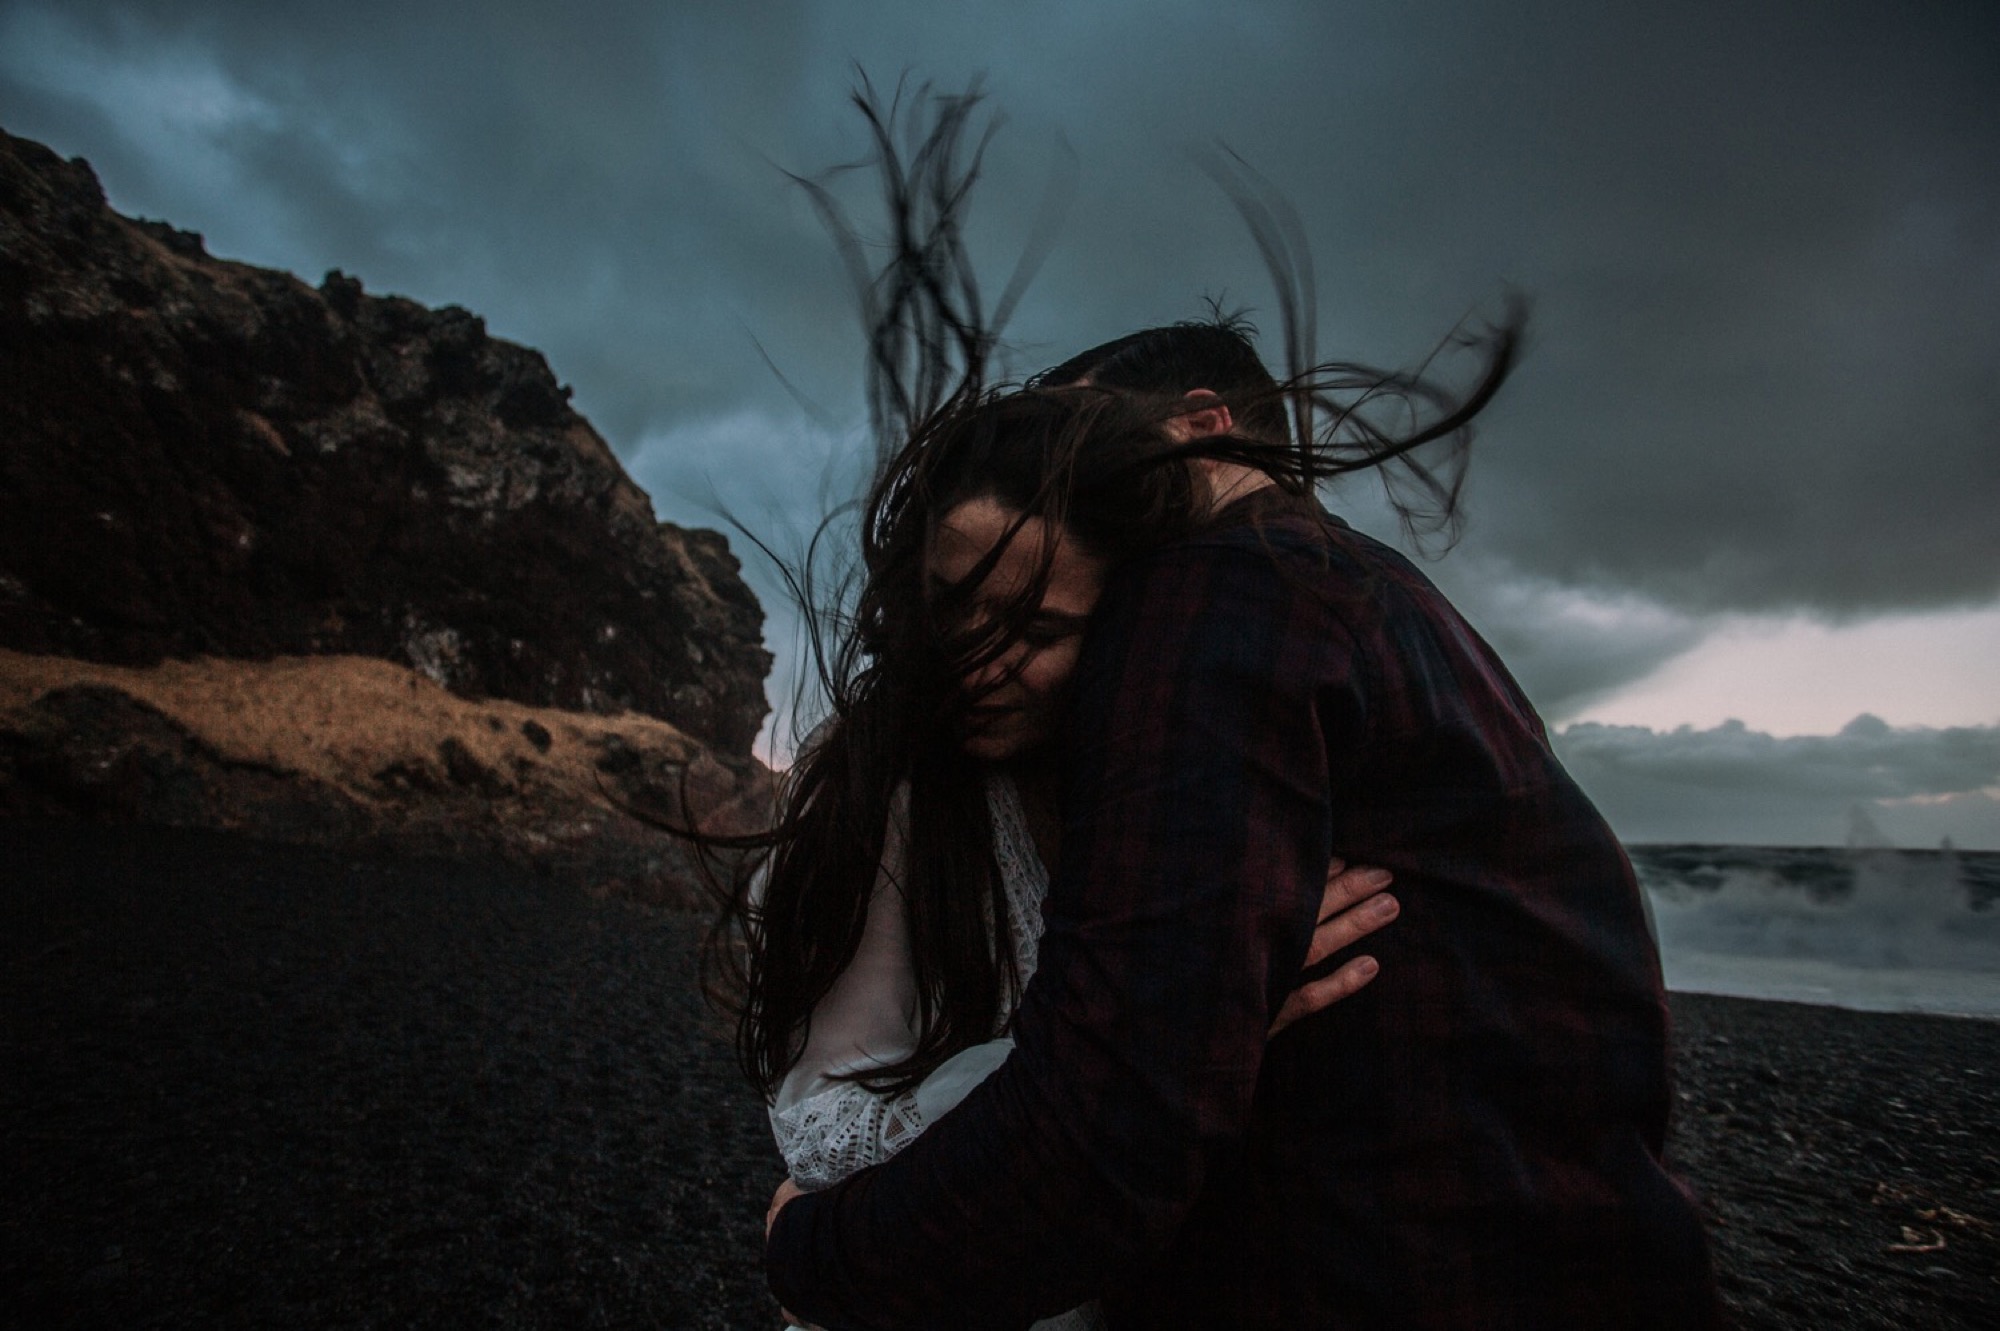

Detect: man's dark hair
[1031, 317, 1292, 445]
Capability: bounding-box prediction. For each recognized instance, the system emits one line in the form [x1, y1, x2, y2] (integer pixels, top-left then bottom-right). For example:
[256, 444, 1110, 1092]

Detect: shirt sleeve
[765, 538, 1358, 1330]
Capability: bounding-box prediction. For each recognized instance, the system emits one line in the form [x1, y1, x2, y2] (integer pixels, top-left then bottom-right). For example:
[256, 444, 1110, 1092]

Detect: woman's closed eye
[1020, 611, 1088, 647]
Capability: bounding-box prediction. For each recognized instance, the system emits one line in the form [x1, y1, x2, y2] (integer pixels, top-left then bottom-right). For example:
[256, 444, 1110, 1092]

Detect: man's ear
[1169, 389, 1234, 441]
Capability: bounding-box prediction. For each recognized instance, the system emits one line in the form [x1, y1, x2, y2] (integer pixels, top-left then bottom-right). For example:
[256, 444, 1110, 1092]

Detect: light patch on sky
[0, 6, 268, 136]
[1553, 714, 2000, 849]
[0, 6, 278, 236]
[629, 407, 870, 766]
[1571, 603, 2000, 736]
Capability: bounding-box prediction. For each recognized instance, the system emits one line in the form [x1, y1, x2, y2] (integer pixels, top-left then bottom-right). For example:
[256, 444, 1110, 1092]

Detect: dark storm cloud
[1555, 716, 2000, 848]
[1414, 556, 1709, 718]
[3, 0, 1996, 712]
[1563, 714, 2000, 801]
[0, 0, 855, 435]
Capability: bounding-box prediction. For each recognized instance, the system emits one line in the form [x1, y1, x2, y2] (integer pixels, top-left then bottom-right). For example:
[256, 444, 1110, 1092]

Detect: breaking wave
[1628, 844, 2000, 1017]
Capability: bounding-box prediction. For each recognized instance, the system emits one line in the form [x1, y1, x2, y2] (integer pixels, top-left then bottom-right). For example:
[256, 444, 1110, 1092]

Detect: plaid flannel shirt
[767, 488, 1721, 1330]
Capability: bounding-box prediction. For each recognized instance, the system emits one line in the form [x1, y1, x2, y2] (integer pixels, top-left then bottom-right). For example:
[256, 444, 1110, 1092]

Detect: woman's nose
[966, 643, 1024, 694]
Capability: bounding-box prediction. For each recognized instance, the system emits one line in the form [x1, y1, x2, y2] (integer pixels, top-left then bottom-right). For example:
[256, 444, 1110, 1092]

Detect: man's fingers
[1271, 870, 1397, 1037]
[1303, 889, 1399, 968]
[1269, 955, 1381, 1037]
[1319, 862, 1393, 915]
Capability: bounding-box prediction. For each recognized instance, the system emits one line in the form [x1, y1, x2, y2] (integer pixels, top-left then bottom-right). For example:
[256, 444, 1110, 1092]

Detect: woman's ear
[1167, 389, 1234, 442]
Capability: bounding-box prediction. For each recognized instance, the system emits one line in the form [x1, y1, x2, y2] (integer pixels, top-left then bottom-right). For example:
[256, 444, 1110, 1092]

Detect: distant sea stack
[0, 126, 774, 898]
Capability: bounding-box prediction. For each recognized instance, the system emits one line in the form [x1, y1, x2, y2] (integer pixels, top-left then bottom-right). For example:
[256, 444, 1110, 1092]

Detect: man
[765, 321, 1722, 1328]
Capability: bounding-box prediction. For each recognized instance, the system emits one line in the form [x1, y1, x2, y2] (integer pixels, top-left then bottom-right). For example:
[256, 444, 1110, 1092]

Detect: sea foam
[1628, 844, 2000, 1017]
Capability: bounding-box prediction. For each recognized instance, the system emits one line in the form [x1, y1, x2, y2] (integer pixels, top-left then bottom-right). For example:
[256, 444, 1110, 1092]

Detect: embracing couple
[725, 313, 1722, 1329]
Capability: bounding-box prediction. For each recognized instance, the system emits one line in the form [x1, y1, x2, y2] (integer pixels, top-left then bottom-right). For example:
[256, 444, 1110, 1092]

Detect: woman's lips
[963, 703, 1019, 728]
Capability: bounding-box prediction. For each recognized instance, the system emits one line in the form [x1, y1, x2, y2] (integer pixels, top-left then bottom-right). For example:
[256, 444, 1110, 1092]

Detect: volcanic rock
[0, 126, 769, 753]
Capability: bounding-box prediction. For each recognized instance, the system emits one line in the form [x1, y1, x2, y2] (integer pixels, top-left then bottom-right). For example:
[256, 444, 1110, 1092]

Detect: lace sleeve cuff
[768, 1080, 926, 1191]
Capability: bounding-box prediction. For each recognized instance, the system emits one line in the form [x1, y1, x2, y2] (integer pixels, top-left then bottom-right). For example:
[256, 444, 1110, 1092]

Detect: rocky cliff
[0, 126, 768, 751]
[0, 126, 775, 898]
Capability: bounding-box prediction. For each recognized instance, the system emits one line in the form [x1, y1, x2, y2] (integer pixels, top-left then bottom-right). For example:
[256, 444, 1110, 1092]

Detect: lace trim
[985, 770, 1049, 994]
[770, 1080, 926, 1192]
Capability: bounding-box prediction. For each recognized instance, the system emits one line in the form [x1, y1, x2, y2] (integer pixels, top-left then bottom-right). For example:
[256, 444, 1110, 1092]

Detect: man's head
[1035, 317, 1291, 513]
[1031, 317, 1291, 446]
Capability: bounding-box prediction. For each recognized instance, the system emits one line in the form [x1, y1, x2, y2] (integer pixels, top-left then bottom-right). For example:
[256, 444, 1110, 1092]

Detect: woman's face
[927, 496, 1108, 762]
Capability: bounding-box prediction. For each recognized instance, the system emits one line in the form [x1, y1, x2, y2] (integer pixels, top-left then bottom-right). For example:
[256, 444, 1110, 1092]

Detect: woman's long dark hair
[704, 82, 1526, 1101]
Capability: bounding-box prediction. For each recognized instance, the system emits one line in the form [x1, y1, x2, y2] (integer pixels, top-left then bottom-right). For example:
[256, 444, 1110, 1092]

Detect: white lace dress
[767, 772, 1103, 1331]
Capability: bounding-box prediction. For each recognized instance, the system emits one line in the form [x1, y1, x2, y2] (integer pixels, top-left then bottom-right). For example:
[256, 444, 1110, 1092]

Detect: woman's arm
[766, 787, 926, 1189]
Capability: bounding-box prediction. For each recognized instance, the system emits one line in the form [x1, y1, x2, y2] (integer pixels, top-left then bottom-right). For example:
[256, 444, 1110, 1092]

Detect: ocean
[1628, 844, 2000, 1019]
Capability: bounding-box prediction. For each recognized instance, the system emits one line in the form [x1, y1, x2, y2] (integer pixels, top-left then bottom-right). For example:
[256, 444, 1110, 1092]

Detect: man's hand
[1269, 860, 1397, 1037]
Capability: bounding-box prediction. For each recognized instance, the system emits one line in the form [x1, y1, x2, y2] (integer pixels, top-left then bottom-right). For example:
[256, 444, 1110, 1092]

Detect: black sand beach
[5, 821, 1997, 1329]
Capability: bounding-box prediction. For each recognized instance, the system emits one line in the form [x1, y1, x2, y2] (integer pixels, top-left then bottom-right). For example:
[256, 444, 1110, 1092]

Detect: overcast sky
[4, 0, 1995, 847]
